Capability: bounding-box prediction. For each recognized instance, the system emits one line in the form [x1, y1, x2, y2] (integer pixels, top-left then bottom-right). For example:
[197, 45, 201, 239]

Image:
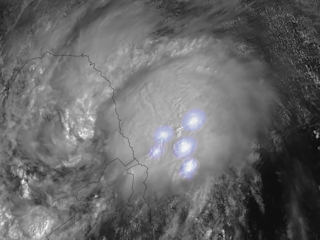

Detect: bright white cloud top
[149, 144, 164, 159]
[179, 158, 198, 179]
[182, 109, 206, 132]
[173, 137, 197, 158]
[153, 125, 174, 143]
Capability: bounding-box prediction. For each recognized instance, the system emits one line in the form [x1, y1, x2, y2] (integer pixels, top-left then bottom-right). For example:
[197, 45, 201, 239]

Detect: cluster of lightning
[149, 109, 206, 180]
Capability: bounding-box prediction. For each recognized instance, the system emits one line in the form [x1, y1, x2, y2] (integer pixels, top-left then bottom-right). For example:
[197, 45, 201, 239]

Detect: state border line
[1, 51, 173, 239]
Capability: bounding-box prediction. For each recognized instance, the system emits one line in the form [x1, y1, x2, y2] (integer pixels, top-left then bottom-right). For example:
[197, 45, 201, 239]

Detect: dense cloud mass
[14, 0, 274, 201]
[1, 0, 320, 240]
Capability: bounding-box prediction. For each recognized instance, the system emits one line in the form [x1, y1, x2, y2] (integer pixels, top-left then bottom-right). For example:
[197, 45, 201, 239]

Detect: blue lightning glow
[173, 137, 197, 158]
[154, 125, 174, 143]
[179, 158, 198, 179]
[182, 109, 206, 132]
[149, 144, 164, 159]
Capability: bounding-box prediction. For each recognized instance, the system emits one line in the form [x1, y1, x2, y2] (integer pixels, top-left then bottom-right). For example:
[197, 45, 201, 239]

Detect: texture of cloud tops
[4, 0, 275, 205]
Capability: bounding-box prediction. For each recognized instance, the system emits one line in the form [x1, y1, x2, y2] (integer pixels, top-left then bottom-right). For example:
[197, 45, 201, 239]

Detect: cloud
[14, 0, 275, 208]
[94, 36, 275, 202]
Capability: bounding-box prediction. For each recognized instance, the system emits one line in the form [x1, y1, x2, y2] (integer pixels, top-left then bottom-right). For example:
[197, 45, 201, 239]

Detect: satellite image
[1, 0, 320, 239]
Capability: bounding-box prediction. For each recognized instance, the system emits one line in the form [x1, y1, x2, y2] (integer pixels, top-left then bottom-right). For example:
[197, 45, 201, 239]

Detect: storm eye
[154, 125, 174, 143]
[179, 158, 198, 179]
[149, 144, 164, 159]
[173, 137, 197, 158]
[182, 109, 206, 132]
